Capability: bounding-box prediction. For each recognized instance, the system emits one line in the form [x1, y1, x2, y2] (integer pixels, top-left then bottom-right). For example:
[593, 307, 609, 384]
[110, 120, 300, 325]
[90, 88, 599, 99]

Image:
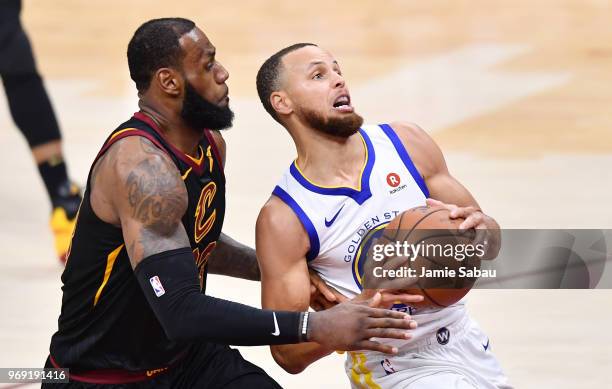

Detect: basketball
[370, 205, 482, 309]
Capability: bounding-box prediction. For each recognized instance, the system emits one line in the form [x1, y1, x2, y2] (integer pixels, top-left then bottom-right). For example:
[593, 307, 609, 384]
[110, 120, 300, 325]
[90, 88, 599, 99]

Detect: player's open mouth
[332, 94, 353, 113]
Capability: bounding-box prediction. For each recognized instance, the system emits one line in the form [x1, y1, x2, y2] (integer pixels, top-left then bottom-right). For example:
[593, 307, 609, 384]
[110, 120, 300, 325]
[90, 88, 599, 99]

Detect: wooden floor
[1, 1, 611, 388]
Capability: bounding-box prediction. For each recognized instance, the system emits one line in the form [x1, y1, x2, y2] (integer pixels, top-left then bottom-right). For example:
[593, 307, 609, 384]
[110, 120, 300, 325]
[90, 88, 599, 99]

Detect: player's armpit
[256, 196, 334, 374]
[108, 136, 190, 268]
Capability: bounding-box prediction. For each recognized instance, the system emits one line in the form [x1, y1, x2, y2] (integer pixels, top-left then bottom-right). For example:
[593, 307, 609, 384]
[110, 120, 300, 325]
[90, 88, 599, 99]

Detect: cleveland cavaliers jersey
[272, 123, 466, 352]
[49, 112, 225, 371]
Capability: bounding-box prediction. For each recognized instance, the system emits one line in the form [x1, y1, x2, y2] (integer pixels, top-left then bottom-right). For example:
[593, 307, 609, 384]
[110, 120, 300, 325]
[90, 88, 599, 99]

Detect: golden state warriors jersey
[272, 123, 467, 352]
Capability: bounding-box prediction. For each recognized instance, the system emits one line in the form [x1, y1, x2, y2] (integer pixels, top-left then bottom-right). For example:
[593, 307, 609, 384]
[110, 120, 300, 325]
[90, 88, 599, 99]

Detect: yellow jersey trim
[349, 352, 381, 389]
[186, 145, 205, 166]
[109, 128, 138, 141]
[181, 167, 193, 181]
[353, 224, 388, 287]
[93, 244, 124, 307]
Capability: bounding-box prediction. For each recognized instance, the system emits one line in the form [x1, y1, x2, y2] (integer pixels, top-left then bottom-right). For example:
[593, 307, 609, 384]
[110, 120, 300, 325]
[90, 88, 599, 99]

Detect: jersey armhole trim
[93, 129, 167, 167]
[272, 186, 320, 262]
[85, 129, 171, 231]
[203, 130, 225, 175]
[132, 111, 208, 176]
[379, 123, 430, 198]
[88, 129, 169, 193]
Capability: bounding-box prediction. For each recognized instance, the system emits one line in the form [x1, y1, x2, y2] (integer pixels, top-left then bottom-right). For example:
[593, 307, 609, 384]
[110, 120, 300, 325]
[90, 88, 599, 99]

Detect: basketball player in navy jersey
[255, 44, 511, 388]
[44, 20, 420, 388]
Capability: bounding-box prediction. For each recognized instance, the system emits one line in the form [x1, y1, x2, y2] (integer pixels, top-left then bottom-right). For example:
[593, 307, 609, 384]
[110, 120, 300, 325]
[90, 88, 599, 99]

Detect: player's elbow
[277, 359, 307, 375]
[282, 359, 308, 375]
[271, 347, 308, 374]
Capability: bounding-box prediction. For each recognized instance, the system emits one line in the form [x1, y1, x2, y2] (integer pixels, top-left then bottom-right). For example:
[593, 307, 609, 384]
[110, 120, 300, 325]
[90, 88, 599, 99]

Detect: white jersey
[273, 123, 510, 389]
[272, 123, 467, 351]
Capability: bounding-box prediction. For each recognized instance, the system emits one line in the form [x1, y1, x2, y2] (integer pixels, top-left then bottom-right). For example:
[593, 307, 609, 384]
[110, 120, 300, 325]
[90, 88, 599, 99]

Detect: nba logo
[149, 276, 166, 297]
[381, 359, 396, 375]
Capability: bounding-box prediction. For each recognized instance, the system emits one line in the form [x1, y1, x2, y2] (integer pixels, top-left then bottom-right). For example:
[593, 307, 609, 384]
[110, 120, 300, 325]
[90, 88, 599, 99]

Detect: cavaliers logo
[194, 182, 217, 243]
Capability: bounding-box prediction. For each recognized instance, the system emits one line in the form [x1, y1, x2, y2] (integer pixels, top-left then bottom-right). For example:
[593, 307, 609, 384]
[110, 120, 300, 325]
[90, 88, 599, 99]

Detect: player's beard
[181, 81, 234, 132]
[299, 106, 363, 138]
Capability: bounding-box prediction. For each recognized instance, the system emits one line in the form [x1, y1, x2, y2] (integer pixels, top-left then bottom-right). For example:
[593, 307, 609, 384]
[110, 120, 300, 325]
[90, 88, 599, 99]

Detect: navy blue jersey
[49, 112, 225, 371]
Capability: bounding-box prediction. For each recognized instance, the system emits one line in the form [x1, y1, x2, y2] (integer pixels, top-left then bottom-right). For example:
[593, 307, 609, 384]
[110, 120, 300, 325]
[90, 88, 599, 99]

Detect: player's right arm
[256, 196, 334, 373]
[90, 135, 415, 350]
[257, 197, 422, 373]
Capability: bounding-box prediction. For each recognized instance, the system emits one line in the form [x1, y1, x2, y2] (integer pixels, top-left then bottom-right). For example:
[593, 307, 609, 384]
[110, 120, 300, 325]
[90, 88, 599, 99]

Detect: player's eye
[312, 73, 323, 80]
[206, 61, 215, 71]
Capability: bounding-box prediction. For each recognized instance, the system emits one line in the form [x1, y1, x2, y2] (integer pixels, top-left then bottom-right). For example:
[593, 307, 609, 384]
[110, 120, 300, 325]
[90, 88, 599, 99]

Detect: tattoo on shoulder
[139, 136, 163, 155]
[125, 138, 188, 235]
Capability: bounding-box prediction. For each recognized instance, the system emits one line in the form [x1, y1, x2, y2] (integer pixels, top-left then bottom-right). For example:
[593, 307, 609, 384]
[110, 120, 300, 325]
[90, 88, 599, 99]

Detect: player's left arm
[390, 121, 501, 259]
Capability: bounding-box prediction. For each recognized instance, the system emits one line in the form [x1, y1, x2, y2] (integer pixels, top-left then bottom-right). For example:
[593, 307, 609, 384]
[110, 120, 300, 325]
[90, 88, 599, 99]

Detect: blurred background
[1, 1, 611, 388]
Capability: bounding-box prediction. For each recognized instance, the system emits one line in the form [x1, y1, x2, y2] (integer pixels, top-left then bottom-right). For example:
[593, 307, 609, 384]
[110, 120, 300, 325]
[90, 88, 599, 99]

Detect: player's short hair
[127, 18, 196, 93]
[256, 43, 317, 123]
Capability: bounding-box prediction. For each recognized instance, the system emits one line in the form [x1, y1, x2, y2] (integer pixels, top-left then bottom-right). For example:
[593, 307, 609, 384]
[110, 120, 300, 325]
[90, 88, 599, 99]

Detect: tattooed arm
[86, 135, 305, 344]
[206, 233, 260, 281]
[87, 135, 414, 348]
[90, 133, 257, 280]
[90, 135, 189, 267]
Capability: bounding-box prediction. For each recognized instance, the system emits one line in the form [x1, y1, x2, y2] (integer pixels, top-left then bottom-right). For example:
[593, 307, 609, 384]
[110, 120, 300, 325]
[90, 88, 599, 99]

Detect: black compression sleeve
[133, 247, 304, 345]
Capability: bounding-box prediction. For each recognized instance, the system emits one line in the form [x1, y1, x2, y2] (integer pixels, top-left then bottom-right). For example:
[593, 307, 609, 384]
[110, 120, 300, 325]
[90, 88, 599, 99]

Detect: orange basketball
[372, 206, 481, 309]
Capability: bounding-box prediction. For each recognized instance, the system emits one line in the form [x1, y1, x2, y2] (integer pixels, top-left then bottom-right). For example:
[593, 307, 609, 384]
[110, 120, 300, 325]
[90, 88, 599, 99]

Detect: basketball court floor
[1, 1, 611, 388]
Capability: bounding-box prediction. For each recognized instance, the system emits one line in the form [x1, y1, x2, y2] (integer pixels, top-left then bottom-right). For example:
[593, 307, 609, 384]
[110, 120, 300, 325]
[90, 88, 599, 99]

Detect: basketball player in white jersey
[255, 43, 512, 388]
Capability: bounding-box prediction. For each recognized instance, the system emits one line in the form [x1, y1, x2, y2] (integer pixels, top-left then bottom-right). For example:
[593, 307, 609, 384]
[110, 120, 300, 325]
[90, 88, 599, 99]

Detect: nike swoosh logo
[271, 312, 280, 336]
[483, 339, 490, 351]
[325, 205, 345, 227]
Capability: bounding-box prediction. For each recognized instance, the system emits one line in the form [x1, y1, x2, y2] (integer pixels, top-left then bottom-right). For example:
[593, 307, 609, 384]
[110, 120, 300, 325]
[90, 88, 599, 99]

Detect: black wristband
[133, 248, 302, 345]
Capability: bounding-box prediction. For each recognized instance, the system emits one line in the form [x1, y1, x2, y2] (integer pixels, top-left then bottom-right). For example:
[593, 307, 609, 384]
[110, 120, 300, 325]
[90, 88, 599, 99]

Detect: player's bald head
[256, 43, 318, 123]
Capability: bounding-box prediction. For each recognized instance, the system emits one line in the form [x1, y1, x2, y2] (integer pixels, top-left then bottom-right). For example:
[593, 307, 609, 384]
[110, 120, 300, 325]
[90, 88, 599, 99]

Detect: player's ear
[270, 91, 293, 116]
[155, 68, 181, 97]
